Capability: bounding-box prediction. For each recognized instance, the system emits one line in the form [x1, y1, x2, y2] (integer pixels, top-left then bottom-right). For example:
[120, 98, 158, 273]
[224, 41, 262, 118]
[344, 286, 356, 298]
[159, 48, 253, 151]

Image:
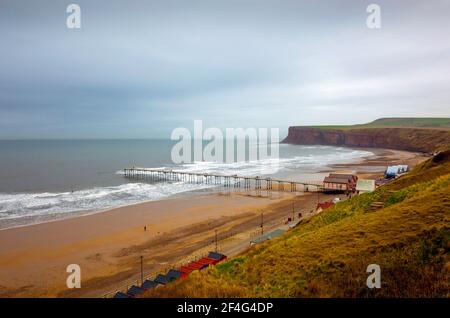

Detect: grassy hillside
[303, 117, 450, 130]
[367, 117, 450, 128]
[144, 151, 450, 298]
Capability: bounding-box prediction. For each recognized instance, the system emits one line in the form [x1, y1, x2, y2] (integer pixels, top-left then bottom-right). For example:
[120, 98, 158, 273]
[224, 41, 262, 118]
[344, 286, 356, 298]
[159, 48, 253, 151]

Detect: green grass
[301, 117, 450, 130]
[144, 151, 450, 298]
[369, 117, 450, 128]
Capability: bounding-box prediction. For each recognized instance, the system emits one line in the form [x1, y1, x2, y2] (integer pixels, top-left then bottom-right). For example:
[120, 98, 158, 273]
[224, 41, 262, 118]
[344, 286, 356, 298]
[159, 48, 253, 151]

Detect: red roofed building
[316, 201, 334, 211]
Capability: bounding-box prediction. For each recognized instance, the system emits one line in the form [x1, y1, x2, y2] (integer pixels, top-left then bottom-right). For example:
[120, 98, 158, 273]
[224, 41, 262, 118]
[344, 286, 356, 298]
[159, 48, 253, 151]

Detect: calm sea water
[0, 140, 372, 227]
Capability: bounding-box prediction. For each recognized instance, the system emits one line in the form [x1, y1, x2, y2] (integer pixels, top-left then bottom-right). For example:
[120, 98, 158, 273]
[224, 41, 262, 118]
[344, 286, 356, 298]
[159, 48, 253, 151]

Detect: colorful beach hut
[154, 274, 171, 285]
[127, 285, 145, 297]
[141, 279, 158, 290]
[166, 269, 182, 281]
[207, 252, 227, 263]
[113, 291, 130, 298]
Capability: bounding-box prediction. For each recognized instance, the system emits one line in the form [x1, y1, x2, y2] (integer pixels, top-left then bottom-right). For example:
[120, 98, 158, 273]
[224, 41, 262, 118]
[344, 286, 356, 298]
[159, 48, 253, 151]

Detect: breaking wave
[0, 146, 372, 226]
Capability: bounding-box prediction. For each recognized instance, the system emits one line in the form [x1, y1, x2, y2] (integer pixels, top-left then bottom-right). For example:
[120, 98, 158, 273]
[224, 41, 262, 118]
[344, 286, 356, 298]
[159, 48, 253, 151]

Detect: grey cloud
[0, 0, 449, 139]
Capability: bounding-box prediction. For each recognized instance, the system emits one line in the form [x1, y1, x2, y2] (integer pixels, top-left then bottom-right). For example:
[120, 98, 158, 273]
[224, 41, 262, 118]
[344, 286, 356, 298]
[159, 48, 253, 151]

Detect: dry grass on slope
[144, 156, 450, 298]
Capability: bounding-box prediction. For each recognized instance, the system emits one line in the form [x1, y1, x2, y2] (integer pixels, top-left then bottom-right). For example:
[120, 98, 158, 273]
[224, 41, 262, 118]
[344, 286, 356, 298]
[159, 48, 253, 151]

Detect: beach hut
[198, 257, 217, 265]
[179, 272, 189, 279]
[195, 257, 218, 266]
[179, 266, 194, 274]
[182, 264, 199, 272]
[179, 266, 195, 277]
[196, 258, 214, 267]
[356, 179, 376, 194]
[188, 261, 208, 270]
[166, 269, 182, 281]
[141, 279, 158, 290]
[207, 252, 227, 263]
[127, 285, 145, 297]
[113, 291, 130, 298]
[154, 274, 171, 285]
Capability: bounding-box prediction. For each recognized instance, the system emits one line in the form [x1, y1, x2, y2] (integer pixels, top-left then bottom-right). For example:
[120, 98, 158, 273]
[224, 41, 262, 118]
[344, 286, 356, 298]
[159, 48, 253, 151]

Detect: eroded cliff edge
[282, 127, 450, 153]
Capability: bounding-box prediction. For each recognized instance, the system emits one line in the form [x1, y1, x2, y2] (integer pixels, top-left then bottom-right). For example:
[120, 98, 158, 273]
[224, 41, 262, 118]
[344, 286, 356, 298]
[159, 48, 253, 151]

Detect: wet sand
[0, 148, 429, 298]
[0, 191, 301, 297]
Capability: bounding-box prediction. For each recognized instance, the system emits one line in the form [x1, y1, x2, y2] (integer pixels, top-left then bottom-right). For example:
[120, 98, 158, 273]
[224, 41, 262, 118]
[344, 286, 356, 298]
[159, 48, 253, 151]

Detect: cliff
[282, 127, 450, 153]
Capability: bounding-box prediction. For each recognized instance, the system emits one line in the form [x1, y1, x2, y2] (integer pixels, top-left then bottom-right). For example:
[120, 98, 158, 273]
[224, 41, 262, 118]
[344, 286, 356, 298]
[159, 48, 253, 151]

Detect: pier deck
[123, 167, 323, 192]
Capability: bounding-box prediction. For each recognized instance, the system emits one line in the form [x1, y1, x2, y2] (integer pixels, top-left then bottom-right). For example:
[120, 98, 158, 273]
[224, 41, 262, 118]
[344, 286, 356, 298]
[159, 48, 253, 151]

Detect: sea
[0, 140, 372, 228]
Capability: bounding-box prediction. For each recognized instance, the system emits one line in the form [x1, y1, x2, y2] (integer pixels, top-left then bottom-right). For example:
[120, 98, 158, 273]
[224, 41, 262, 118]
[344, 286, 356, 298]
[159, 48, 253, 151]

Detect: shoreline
[0, 187, 216, 231]
[0, 191, 300, 297]
[0, 146, 376, 231]
[0, 147, 429, 298]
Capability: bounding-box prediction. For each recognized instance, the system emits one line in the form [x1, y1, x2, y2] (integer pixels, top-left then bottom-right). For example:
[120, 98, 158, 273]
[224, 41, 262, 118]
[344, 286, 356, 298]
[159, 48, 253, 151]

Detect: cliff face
[282, 127, 450, 153]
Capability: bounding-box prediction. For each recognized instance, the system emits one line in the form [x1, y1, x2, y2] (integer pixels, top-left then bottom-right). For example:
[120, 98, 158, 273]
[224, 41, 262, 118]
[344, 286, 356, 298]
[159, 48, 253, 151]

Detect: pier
[123, 167, 323, 193]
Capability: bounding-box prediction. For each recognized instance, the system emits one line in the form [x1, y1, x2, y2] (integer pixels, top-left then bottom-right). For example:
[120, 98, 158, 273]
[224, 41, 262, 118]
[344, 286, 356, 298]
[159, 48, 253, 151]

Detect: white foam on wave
[0, 146, 372, 224]
[0, 182, 214, 221]
[172, 146, 372, 175]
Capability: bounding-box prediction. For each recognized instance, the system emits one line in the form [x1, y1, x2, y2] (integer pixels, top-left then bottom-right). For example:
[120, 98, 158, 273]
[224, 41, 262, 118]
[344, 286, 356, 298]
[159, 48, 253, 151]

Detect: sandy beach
[0, 148, 429, 298]
[0, 191, 304, 297]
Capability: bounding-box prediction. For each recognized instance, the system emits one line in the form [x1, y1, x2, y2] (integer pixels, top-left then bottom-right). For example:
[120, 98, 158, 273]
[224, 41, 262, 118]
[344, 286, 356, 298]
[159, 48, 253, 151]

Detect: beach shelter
[356, 179, 376, 194]
[113, 291, 130, 298]
[197, 257, 216, 266]
[127, 285, 145, 297]
[188, 261, 208, 270]
[207, 252, 227, 262]
[178, 272, 189, 279]
[141, 279, 158, 290]
[180, 265, 196, 274]
[154, 274, 170, 285]
[179, 266, 195, 278]
[166, 269, 182, 281]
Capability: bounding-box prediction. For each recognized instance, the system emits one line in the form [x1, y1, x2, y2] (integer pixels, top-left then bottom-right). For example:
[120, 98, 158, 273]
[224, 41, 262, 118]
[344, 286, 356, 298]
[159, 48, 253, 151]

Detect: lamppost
[317, 187, 320, 205]
[140, 255, 144, 285]
[261, 212, 264, 235]
[215, 229, 218, 252]
[292, 201, 295, 221]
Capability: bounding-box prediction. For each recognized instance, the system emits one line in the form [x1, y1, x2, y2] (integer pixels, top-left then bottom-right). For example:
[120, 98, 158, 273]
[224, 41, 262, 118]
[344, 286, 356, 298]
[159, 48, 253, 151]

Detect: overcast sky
[1, 0, 449, 139]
